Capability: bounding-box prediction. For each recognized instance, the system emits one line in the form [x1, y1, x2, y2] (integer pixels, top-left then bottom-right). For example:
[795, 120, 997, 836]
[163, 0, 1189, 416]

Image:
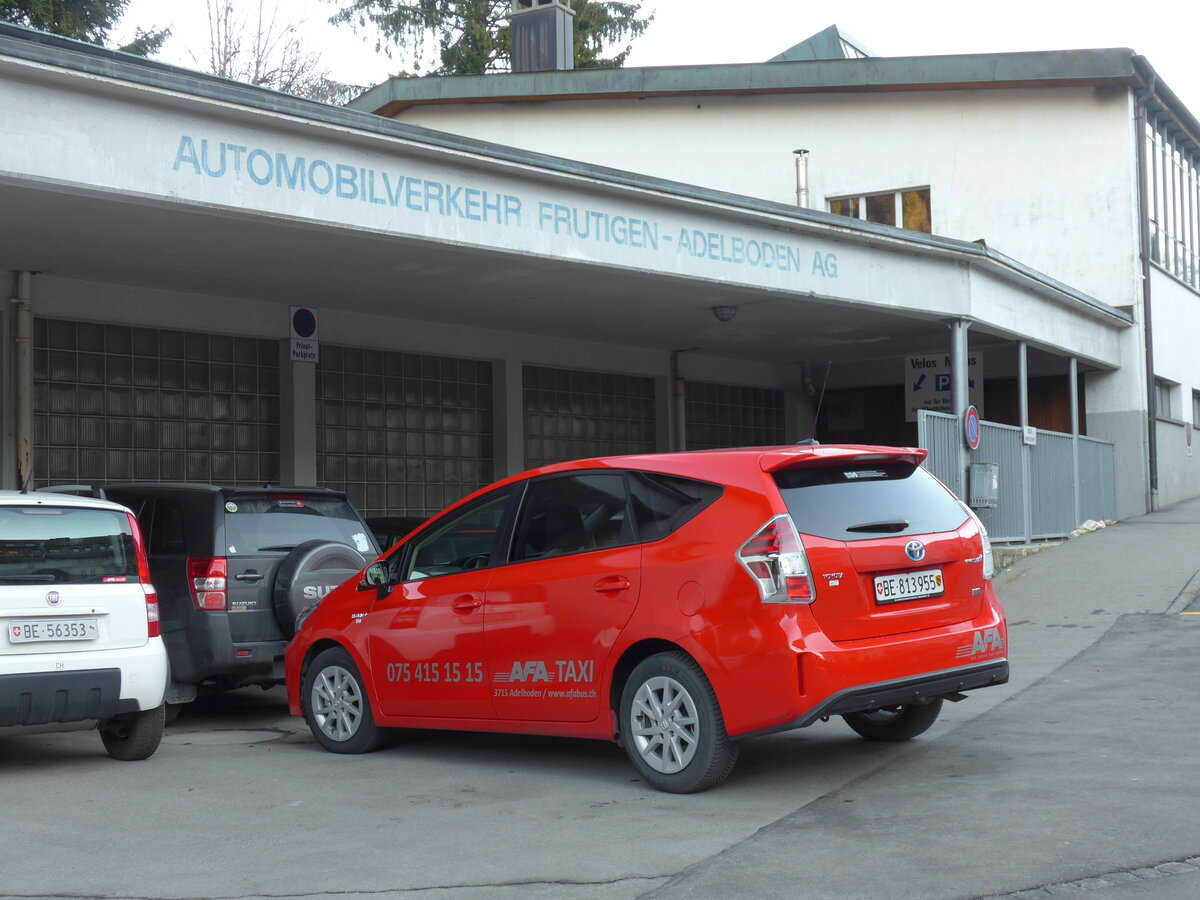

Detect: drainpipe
[793, 150, 810, 208]
[1135, 73, 1158, 510]
[12, 271, 32, 491]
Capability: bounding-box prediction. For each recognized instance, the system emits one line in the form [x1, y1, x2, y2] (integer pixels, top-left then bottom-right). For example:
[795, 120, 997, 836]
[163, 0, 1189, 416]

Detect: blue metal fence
[917, 410, 1117, 543]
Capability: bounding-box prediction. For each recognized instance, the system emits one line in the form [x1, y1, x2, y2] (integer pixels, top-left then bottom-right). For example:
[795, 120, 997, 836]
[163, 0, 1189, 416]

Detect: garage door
[34, 318, 280, 487]
[686, 381, 785, 450]
[523, 365, 657, 468]
[316, 345, 494, 518]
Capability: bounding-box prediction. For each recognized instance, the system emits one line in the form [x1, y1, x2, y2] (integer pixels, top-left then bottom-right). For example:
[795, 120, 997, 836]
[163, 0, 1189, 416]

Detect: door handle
[234, 572, 264, 583]
[452, 595, 484, 612]
[594, 576, 632, 594]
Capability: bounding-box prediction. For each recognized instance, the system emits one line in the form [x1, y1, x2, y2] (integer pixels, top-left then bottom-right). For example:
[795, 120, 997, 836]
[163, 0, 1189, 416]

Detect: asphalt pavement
[644, 496, 1200, 899]
[5, 496, 1200, 900]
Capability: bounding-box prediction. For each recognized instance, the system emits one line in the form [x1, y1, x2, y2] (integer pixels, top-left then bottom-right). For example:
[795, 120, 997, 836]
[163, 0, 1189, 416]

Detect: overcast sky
[118, 0, 1200, 113]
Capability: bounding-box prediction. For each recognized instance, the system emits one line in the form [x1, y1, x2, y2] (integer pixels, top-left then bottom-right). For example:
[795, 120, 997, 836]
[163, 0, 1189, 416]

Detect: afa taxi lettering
[492, 659, 595, 684]
[172, 135, 840, 282]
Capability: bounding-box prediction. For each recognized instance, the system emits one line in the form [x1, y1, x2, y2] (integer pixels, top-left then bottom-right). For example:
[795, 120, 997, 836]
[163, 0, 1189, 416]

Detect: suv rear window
[223, 495, 376, 556]
[773, 463, 967, 541]
[0, 506, 137, 584]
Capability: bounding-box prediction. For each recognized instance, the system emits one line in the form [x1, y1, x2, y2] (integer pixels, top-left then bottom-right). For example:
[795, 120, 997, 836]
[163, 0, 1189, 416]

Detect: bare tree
[203, 0, 364, 103]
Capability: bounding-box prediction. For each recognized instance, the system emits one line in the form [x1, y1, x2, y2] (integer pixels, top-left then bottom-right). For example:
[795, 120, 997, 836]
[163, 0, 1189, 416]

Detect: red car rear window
[773, 463, 967, 541]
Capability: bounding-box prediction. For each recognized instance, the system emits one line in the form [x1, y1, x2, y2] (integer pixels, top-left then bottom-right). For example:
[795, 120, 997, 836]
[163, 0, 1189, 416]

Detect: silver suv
[0, 491, 169, 759]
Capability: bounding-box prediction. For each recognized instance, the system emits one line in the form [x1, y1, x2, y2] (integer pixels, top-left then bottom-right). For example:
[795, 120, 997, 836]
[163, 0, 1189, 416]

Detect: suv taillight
[738, 515, 816, 604]
[126, 511, 160, 638]
[188, 557, 228, 610]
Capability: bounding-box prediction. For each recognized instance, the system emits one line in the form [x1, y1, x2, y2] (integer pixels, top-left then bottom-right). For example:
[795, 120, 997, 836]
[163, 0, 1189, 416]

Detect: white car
[0, 491, 168, 759]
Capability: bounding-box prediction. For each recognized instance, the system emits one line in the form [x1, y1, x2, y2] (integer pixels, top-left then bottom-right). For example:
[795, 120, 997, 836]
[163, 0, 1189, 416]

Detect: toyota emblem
[46, 590, 61, 606]
[904, 541, 926, 562]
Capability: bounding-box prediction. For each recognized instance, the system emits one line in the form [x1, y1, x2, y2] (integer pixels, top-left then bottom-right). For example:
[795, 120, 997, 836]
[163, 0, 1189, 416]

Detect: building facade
[3, 21, 1188, 529]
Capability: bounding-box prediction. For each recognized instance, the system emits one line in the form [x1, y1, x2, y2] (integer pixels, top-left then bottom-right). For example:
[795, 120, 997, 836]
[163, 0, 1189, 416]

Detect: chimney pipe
[793, 149, 810, 208]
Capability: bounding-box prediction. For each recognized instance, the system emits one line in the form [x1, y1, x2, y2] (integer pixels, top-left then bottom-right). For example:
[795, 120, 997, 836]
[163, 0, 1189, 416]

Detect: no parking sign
[290, 306, 319, 362]
[963, 405, 981, 450]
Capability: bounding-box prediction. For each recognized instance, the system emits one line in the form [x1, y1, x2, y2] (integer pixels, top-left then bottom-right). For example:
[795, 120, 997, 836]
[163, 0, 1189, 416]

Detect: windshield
[773, 463, 968, 541]
[223, 494, 378, 557]
[0, 506, 138, 584]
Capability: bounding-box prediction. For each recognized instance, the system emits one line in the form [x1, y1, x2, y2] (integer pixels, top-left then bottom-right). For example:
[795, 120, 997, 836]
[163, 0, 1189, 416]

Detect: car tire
[273, 541, 369, 638]
[302, 646, 390, 754]
[842, 699, 944, 742]
[99, 705, 166, 761]
[619, 651, 738, 793]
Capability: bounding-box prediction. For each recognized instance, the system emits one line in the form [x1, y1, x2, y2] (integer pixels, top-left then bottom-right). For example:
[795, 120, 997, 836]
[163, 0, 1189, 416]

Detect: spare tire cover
[273, 540, 368, 638]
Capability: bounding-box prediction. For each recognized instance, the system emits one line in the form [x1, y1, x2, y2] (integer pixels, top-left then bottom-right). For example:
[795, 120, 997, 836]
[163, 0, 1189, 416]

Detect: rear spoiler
[758, 446, 927, 473]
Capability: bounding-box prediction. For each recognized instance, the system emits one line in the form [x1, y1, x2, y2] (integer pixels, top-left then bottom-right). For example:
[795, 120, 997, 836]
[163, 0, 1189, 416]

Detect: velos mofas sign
[290, 306, 318, 362]
[905, 353, 984, 423]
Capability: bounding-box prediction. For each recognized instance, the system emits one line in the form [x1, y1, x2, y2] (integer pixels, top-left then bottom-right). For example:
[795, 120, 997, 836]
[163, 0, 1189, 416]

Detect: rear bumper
[1, 669, 140, 726]
[163, 619, 287, 687]
[740, 660, 1009, 738]
[683, 590, 1008, 738]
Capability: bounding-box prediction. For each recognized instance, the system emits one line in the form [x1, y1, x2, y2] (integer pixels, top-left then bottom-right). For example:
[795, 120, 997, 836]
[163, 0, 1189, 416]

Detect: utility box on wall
[968, 462, 999, 509]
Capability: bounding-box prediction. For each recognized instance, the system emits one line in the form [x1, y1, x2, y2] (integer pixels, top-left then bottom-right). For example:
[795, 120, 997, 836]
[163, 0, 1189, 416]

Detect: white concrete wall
[1145, 268, 1200, 507]
[399, 87, 1142, 309]
[400, 85, 1162, 517]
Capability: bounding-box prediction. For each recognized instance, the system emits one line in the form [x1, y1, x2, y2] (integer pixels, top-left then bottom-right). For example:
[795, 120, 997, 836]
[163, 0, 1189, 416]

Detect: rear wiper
[845, 520, 909, 534]
[257, 545, 299, 552]
[0, 574, 57, 583]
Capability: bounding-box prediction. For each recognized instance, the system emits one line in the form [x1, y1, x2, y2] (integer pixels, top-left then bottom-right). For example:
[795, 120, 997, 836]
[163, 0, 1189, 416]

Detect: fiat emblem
[904, 541, 926, 562]
[46, 591, 61, 606]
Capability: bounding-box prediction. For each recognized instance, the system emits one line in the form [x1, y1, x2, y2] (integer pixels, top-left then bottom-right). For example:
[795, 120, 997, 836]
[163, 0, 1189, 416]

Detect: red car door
[485, 472, 641, 723]
[367, 489, 511, 720]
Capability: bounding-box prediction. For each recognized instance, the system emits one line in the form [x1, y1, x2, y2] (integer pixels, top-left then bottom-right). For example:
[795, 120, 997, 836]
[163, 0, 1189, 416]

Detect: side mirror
[359, 562, 389, 590]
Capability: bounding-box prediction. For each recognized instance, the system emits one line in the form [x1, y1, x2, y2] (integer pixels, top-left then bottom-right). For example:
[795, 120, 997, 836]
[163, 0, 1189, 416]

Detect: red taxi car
[285, 445, 1007, 792]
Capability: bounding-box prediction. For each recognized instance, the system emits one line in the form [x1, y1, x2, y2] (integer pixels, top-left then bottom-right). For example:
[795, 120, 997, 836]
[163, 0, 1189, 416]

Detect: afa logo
[500, 661, 553, 683]
[956, 627, 1005, 659]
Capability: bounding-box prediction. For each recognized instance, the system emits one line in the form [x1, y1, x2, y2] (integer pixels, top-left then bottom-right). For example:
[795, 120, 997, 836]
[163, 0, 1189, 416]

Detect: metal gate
[918, 409, 1117, 542]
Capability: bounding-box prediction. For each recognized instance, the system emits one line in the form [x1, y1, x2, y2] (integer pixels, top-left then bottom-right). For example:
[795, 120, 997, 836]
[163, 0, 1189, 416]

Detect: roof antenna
[806, 360, 833, 443]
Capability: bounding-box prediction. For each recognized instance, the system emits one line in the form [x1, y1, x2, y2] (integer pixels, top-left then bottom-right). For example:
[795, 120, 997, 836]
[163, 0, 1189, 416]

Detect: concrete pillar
[493, 357, 525, 478]
[948, 319, 971, 495]
[279, 341, 317, 485]
[1, 270, 12, 489]
[1018, 342, 1033, 542]
[1070, 356, 1082, 527]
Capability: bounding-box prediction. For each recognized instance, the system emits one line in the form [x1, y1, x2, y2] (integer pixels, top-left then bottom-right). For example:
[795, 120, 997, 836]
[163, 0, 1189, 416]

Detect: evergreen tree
[0, 0, 168, 55]
[326, 0, 651, 76]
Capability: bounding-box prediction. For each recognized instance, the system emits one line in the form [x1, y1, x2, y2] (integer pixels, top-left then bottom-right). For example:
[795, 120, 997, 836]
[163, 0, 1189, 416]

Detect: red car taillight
[738, 515, 816, 604]
[126, 511, 160, 638]
[188, 557, 228, 611]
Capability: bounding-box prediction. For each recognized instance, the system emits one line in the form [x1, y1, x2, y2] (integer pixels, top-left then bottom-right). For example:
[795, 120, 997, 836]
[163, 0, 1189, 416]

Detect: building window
[829, 188, 932, 233]
[1146, 112, 1200, 291]
[1155, 378, 1177, 420]
[1192, 390, 1200, 427]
